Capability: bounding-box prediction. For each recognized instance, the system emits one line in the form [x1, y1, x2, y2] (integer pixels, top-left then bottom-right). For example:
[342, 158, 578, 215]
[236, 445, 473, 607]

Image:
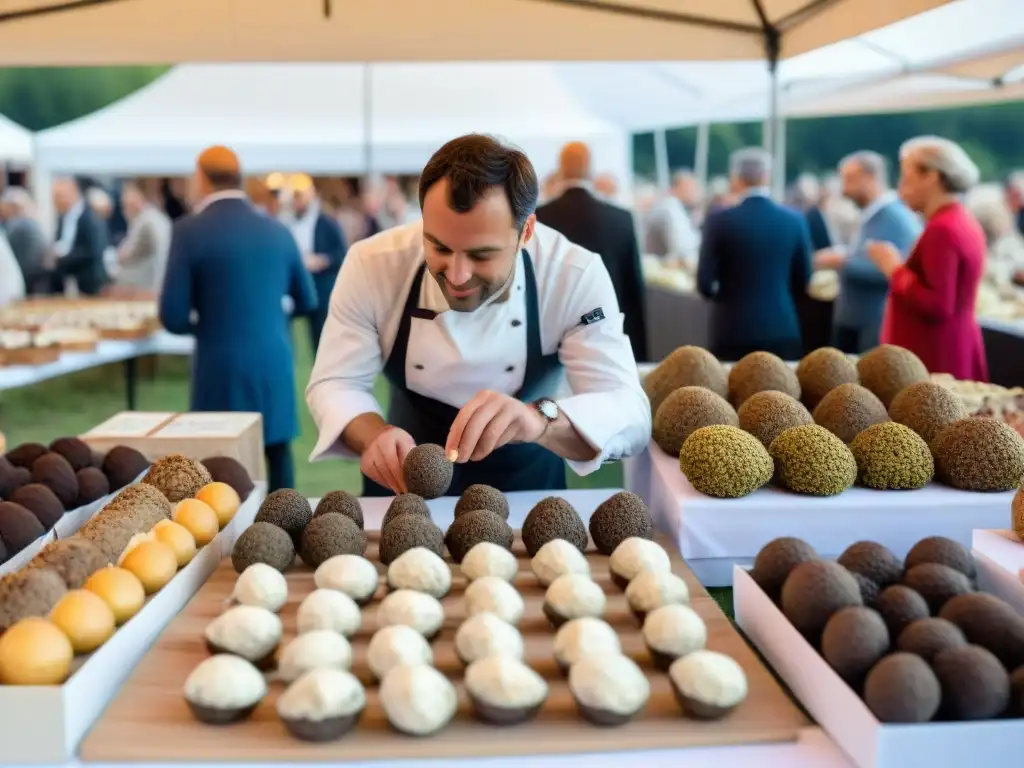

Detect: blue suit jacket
[310, 212, 347, 299]
[697, 195, 813, 350]
[159, 197, 318, 445]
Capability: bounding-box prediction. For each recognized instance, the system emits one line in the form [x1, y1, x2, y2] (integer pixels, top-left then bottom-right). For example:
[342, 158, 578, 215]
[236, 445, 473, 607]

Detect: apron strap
[382, 261, 428, 389]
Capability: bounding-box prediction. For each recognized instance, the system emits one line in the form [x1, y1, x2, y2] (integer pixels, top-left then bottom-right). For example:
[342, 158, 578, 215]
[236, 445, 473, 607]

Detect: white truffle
[553, 617, 621, 669]
[568, 653, 650, 716]
[278, 630, 353, 683]
[642, 604, 706, 656]
[609, 538, 671, 584]
[276, 667, 367, 722]
[367, 625, 434, 681]
[379, 663, 458, 736]
[231, 563, 289, 613]
[204, 605, 282, 663]
[378, 589, 445, 638]
[387, 547, 452, 599]
[461, 542, 519, 582]
[465, 656, 548, 709]
[531, 539, 590, 587]
[669, 650, 748, 714]
[314, 554, 379, 604]
[625, 570, 689, 614]
[464, 576, 524, 625]
[296, 589, 362, 637]
[455, 612, 524, 664]
[184, 654, 267, 709]
[544, 574, 606, 621]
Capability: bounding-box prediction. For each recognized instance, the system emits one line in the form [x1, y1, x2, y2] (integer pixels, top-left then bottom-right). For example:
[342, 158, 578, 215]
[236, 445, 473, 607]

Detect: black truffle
[102, 445, 151, 490]
[821, 606, 890, 686]
[0, 537, 7, 565]
[201, 455, 255, 500]
[231, 521, 296, 573]
[255, 488, 313, 546]
[780, 560, 863, 641]
[897, 618, 966, 663]
[1009, 666, 1024, 717]
[402, 444, 453, 499]
[30, 537, 108, 588]
[851, 571, 880, 607]
[905, 536, 975, 581]
[837, 541, 903, 590]
[5, 442, 48, 469]
[939, 592, 1024, 670]
[588, 491, 653, 555]
[863, 653, 940, 723]
[750, 537, 819, 603]
[933, 644, 1011, 721]
[902, 563, 973, 613]
[10, 484, 64, 530]
[382, 494, 430, 529]
[454, 485, 509, 520]
[521, 496, 588, 557]
[11, 466, 30, 489]
[31, 452, 79, 508]
[0, 457, 19, 498]
[378, 513, 445, 565]
[49, 436, 94, 472]
[0, 501, 46, 554]
[0, 567, 67, 631]
[445, 509, 513, 563]
[300, 513, 367, 568]
[76, 467, 110, 506]
[314, 490, 364, 528]
[874, 585, 931, 640]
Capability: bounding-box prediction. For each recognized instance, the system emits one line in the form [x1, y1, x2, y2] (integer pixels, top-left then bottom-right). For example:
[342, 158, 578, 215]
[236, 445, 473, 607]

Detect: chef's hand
[446, 391, 547, 463]
[361, 425, 415, 494]
[865, 240, 902, 278]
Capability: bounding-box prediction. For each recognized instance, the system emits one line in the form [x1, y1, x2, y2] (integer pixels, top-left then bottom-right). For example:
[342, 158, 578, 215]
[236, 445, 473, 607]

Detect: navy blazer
[55, 205, 109, 295]
[159, 197, 318, 446]
[697, 194, 813, 352]
[310, 212, 347, 297]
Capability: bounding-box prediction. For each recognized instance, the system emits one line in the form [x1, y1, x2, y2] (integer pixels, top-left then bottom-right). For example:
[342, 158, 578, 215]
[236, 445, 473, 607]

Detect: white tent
[0, 113, 32, 165]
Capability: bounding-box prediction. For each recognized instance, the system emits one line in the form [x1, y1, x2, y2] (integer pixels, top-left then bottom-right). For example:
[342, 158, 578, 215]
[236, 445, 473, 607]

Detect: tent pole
[653, 128, 670, 189]
[694, 122, 709, 191]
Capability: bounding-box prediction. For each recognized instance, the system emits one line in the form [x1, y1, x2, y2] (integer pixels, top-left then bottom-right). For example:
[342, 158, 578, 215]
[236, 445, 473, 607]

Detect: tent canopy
[0, 113, 32, 164]
[0, 0, 949, 64]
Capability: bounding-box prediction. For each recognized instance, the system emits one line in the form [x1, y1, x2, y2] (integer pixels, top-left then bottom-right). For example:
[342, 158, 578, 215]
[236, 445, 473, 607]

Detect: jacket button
[413, 364, 424, 370]
[510, 319, 522, 327]
[505, 365, 514, 372]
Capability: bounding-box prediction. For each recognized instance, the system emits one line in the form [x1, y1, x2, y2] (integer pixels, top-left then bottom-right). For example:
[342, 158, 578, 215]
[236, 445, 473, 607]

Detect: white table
[625, 442, 1016, 587]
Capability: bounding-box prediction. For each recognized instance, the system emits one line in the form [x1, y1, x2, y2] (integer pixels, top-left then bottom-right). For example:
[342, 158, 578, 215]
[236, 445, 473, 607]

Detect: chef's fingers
[369, 443, 402, 494]
[388, 435, 409, 494]
[446, 391, 489, 460]
[471, 406, 517, 461]
[457, 397, 504, 463]
[494, 422, 519, 452]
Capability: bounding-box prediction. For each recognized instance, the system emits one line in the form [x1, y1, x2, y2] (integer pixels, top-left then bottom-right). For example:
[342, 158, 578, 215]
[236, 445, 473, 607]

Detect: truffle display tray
[0, 482, 266, 765]
[734, 564, 1024, 768]
[0, 346, 62, 366]
[81, 500, 808, 763]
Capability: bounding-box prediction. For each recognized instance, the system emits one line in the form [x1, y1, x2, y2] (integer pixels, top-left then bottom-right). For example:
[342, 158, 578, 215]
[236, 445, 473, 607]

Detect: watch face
[538, 399, 558, 420]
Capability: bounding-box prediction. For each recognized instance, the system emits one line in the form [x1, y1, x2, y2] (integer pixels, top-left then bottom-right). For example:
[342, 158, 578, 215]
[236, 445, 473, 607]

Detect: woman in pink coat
[867, 135, 989, 382]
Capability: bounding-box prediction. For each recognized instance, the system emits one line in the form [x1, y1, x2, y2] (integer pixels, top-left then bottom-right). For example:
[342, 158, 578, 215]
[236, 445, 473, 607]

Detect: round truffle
[387, 547, 451, 599]
[888, 381, 968, 446]
[49, 437, 93, 472]
[313, 554, 379, 605]
[875, 584, 930, 639]
[863, 653, 940, 723]
[897, 617, 966, 662]
[381, 494, 430, 529]
[454, 484, 509, 520]
[738, 390, 814, 450]
[821, 606, 890, 685]
[543, 574, 605, 627]
[445, 509, 513, 563]
[204, 605, 283, 667]
[940, 592, 1024, 670]
[905, 536, 975, 580]
[780, 560, 863, 641]
[589, 491, 653, 556]
[184, 654, 267, 725]
[553, 617, 621, 672]
[5, 442, 48, 469]
[770, 424, 857, 496]
[297, 589, 362, 637]
[1014, 488, 1024, 539]
[276, 667, 366, 742]
[465, 576, 525, 626]
[366, 625, 434, 681]
[522, 496, 588, 557]
[75, 467, 110, 507]
[750, 537, 819, 603]
[609, 537, 671, 589]
[0, 501, 45, 554]
[642, 603, 706, 670]
[626, 570, 690, 622]
[857, 344, 929, 408]
[465, 655, 548, 724]
[812, 383, 889, 444]
[669, 650, 748, 720]
[379, 663, 458, 736]
[1009, 666, 1024, 717]
[850, 422, 934, 490]
[902, 563, 973, 613]
[102, 446, 150, 491]
[460, 542, 519, 582]
[29, 538, 107, 589]
[300, 513, 367, 568]
[200, 455, 255, 501]
[932, 417, 1024, 491]
[232, 563, 288, 612]
[837, 541, 903, 590]
[378, 513, 444, 566]
[850, 571, 880, 606]
[378, 589, 445, 638]
[402, 444, 453, 499]
[10, 483, 64, 530]
[313, 491, 363, 528]
[0, 567, 67, 631]
[142, 453, 212, 503]
[11, 466, 31, 490]
[531, 538, 591, 587]
[30, 452, 78, 508]
[278, 630, 353, 683]
[568, 653, 650, 725]
[679, 425, 773, 498]
[653, 386, 738, 457]
[643, 345, 728, 415]
[231, 521, 296, 574]
[933, 644, 1011, 720]
[255, 489, 312, 546]
[796, 347, 859, 410]
[0, 458, 22, 499]
[455, 612, 524, 665]
[728, 351, 801, 407]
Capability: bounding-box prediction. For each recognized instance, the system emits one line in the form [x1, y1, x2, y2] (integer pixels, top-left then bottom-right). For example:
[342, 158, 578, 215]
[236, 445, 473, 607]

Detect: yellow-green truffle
[737, 390, 813, 449]
[643, 346, 728, 415]
[1013, 488, 1024, 539]
[796, 347, 859, 410]
[769, 424, 857, 496]
[728, 351, 800, 407]
[850, 422, 934, 490]
[888, 381, 968, 447]
[679, 425, 773, 499]
[857, 345, 929, 409]
[652, 386, 738, 457]
[813, 383, 889, 444]
[932, 417, 1024, 491]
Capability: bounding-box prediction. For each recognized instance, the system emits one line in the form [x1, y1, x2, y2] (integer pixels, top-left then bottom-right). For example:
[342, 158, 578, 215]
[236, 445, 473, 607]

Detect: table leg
[124, 357, 138, 410]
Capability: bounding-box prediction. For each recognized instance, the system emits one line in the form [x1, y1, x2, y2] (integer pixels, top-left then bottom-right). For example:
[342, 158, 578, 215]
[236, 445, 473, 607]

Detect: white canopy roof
[0, 0, 947, 64]
[0, 113, 32, 164]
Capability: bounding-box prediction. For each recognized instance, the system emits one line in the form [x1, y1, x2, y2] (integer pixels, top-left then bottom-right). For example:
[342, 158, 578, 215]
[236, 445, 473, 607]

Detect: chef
[306, 134, 651, 496]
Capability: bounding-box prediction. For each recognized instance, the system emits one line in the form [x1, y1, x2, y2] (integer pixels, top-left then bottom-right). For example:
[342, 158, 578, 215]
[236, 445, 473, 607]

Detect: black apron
[362, 251, 567, 497]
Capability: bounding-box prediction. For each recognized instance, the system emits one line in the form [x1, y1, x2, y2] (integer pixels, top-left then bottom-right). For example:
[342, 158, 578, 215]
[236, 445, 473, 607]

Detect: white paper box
[0, 482, 265, 765]
[734, 565, 1024, 768]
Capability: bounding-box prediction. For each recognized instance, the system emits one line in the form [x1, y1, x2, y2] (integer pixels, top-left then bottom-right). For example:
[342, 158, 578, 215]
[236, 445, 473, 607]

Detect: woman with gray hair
[866, 135, 988, 380]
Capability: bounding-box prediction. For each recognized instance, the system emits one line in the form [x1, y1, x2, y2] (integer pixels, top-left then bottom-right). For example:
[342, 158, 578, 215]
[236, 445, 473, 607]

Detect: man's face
[292, 188, 312, 216]
[53, 181, 76, 214]
[674, 176, 700, 208]
[121, 186, 144, 219]
[840, 161, 872, 209]
[421, 180, 531, 313]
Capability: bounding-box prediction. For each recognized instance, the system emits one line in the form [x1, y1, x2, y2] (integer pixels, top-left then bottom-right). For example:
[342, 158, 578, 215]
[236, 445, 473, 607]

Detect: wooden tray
[82, 535, 808, 763]
[0, 346, 62, 366]
[99, 327, 153, 340]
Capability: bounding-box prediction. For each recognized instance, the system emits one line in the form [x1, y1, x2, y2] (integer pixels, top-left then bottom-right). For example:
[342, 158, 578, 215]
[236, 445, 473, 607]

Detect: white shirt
[644, 195, 700, 264]
[54, 200, 85, 259]
[306, 220, 651, 476]
[290, 199, 320, 255]
[0, 232, 25, 307]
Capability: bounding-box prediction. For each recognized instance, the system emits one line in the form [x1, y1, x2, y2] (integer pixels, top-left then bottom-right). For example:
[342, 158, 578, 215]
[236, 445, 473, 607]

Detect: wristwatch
[534, 398, 559, 422]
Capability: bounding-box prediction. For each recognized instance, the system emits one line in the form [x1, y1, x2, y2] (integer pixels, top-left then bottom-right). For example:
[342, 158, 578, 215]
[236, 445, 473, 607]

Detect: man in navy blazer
[697, 147, 813, 362]
[159, 146, 317, 491]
